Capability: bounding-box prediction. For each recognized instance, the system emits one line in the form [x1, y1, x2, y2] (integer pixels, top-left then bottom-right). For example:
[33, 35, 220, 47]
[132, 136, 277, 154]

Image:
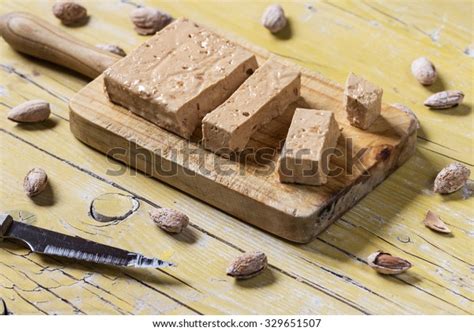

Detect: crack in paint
[0, 64, 69, 103]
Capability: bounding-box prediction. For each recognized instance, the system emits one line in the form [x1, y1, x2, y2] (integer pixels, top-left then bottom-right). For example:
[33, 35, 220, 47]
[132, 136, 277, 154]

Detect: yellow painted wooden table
[0, 0, 472, 315]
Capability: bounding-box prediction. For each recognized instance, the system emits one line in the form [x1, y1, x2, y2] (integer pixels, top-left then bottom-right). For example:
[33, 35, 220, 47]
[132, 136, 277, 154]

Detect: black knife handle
[0, 214, 13, 239]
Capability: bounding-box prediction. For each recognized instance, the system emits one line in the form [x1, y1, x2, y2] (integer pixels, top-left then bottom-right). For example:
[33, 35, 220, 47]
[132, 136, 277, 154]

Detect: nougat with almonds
[343, 72, 383, 130]
[104, 18, 258, 139]
[202, 59, 300, 154]
[278, 108, 340, 185]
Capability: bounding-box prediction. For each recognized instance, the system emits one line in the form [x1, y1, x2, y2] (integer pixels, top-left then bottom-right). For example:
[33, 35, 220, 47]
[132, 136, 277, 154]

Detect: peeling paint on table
[0, 0, 472, 315]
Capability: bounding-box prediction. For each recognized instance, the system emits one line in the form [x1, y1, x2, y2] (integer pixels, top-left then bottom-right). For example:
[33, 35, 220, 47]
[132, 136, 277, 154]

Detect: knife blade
[0, 213, 174, 268]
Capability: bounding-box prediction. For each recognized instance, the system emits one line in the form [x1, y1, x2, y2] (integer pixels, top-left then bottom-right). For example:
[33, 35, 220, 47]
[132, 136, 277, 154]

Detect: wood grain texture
[0, 12, 121, 78]
[0, 132, 362, 315]
[69, 60, 415, 242]
[0, 0, 472, 315]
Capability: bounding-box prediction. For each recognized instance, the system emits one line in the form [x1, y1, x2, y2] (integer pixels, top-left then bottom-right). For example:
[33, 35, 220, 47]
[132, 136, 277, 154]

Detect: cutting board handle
[0, 11, 121, 79]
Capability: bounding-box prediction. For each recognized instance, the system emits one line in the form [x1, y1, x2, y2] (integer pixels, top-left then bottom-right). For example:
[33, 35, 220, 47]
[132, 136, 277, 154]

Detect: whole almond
[130, 7, 172, 35]
[226, 251, 267, 279]
[52, 1, 87, 25]
[96, 44, 126, 57]
[424, 90, 464, 109]
[261, 4, 287, 33]
[8, 100, 51, 123]
[411, 57, 437, 85]
[423, 210, 451, 234]
[24, 168, 48, 197]
[149, 207, 189, 233]
[367, 251, 412, 275]
[434, 162, 470, 194]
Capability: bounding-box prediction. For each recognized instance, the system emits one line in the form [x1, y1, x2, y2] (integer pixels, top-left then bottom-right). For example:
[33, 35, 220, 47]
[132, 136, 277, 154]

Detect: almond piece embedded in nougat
[278, 109, 340, 186]
[202, 59, 300, 154]
[343, 72, 383, 130]
[104, 18, 258, 139]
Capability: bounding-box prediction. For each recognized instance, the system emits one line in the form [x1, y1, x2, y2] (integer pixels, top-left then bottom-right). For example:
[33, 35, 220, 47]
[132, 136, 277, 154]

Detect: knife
[0, 213, 174, 268]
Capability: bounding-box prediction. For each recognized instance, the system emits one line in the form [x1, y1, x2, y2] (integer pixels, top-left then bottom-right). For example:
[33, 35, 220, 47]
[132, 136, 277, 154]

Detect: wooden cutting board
[69, 31, 417, 243]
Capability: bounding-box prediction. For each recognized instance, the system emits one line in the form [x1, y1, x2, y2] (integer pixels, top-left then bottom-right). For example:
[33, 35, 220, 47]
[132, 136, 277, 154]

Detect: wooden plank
[1, 0, 472, 314]
[0, 225, 198, 315]
[1, 67, 471, 313]
[1, 0, 471, 163]
[0, 132, 364, 314]
[0, 98, 471, 313]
